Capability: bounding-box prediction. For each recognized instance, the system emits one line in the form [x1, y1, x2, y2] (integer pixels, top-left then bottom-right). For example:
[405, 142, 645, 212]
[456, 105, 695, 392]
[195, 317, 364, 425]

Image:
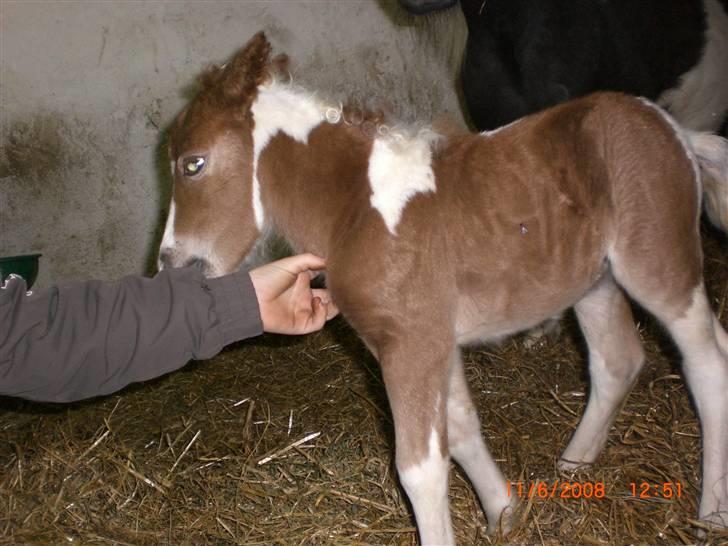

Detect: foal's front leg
[380, 340, 455, 545]
[448, 349, 514, 534]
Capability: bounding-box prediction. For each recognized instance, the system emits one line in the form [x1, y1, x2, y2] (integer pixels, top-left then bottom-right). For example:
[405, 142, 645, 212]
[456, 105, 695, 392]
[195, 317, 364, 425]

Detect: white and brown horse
[158, 33, 728, 544]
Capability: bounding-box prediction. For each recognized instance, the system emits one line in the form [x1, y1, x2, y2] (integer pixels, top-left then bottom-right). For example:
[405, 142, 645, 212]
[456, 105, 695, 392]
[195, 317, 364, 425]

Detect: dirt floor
[2, 229, 728, 545]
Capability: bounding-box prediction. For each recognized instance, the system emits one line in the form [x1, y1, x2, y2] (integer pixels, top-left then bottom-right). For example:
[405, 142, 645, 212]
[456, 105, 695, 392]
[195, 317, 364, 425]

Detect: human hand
[248, 253, 339, 335]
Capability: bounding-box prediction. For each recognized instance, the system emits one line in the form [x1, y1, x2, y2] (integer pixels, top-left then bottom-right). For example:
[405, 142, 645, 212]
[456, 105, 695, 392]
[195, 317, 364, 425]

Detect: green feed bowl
[0, 254, 42, 289]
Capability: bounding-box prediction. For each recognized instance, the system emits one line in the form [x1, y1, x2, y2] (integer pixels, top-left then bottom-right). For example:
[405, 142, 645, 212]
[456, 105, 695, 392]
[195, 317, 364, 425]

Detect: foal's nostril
[158, 250, 173, 271]
[184, 257, 208, 272]
[159, 251, 209, 274]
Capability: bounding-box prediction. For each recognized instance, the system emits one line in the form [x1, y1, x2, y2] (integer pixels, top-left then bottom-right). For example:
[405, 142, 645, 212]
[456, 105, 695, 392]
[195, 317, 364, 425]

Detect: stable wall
[1, 1, 464, 288]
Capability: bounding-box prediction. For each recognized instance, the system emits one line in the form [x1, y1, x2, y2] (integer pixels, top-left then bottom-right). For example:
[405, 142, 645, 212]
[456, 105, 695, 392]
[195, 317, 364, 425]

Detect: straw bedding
[2, 229, 727, 545]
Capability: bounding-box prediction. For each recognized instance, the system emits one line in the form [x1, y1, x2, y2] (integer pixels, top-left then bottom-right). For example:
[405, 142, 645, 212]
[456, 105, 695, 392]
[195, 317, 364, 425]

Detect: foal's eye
[182, 156, 206, 177]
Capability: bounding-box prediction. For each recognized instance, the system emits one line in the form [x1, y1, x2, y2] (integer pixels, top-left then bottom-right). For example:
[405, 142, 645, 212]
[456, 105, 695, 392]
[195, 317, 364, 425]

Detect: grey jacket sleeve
[0, 267, 263, 402]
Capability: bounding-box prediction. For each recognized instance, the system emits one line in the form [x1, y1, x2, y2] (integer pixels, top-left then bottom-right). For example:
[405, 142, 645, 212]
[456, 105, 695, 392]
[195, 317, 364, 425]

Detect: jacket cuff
[205, 270, 263, 346]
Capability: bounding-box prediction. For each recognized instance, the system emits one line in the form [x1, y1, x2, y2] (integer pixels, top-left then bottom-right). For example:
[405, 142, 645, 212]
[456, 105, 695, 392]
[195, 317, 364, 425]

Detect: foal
[159, 33, 728, 544]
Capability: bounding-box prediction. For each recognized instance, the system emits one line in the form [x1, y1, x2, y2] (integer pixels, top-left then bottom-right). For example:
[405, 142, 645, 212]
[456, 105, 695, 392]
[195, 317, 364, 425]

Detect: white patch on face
[657, 0, 728, 132]
[250, 82, 338, 230]
[159, 199, 177, 254]
[158, 199, 208, 270]
[368, 131, 437, 234]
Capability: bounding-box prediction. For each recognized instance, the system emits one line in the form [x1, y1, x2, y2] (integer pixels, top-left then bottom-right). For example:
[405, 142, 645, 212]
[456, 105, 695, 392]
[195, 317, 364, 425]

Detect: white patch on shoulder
[368, 131, 437, 234]
[250, 82, 339, 230]
[657, 0, 728, 132]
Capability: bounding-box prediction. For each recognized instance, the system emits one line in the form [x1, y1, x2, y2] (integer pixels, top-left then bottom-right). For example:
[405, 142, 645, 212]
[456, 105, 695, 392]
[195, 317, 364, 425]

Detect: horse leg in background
[558, 273, 645, 470]
[522, 313, 563, 349]
[379, 338, 456, 545]
[447, 349, 514, 534]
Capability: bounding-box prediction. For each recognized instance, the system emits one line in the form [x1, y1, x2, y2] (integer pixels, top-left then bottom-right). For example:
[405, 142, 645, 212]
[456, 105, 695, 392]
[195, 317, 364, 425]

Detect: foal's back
[329, 93, 699, 346]
[425, 93, 700, 342]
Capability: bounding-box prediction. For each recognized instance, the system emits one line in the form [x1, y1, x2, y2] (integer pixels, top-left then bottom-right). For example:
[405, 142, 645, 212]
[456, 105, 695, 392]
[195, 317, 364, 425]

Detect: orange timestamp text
[506, 480, 606, 499]
[629, 481, 682, 499]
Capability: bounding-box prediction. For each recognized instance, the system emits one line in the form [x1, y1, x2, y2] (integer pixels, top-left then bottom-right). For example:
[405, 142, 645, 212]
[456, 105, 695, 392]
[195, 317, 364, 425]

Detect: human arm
[0, 266, 261, 402]
[0, 254, 337, 403]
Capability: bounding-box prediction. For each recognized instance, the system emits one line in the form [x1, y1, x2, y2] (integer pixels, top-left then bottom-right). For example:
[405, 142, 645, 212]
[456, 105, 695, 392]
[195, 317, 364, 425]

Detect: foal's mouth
[158, 250, 212, 277]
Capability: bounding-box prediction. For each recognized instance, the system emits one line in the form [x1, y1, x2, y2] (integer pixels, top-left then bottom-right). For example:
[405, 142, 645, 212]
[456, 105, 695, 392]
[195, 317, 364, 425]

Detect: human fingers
[307, 296, 328, 332]
[312, 288, 339, 319]
[274, 253, 326, 275]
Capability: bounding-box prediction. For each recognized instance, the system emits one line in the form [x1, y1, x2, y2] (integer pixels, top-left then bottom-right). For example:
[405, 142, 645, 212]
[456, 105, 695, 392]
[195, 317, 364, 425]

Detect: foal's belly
[454, 255, 608, 346]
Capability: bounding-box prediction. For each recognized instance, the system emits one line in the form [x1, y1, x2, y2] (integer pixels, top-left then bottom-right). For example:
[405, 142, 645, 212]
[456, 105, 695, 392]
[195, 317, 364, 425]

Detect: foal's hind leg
[660, 287, 728, 527]
[559, 273, 645, 470]
[610, 261, 728, 525]
[448, 349, 514, 534]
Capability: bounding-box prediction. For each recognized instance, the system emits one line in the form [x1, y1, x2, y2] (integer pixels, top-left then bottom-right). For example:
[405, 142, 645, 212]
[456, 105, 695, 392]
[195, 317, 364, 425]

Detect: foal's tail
[687, 131, 728, 232]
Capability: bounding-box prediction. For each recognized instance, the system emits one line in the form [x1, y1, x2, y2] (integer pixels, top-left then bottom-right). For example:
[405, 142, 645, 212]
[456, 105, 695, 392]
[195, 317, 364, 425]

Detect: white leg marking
[669, 286, 728, 526]
[558, 353, 614, 468]
[367, 131, 437, 234]
[714, 315, 728, 357]
[398, 428, 454, 545]
[560, 276, 644, 470]
[559, 353, 636, 468]
[657, 0, 728, 132]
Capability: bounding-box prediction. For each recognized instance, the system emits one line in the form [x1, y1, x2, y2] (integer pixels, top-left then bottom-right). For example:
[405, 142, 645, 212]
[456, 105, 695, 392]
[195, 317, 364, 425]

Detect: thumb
[276, 253, 327, 275]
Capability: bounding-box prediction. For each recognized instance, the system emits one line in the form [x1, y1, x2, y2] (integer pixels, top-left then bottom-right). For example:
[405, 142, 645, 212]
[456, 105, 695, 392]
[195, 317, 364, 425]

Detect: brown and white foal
[159, 33, 728, 544]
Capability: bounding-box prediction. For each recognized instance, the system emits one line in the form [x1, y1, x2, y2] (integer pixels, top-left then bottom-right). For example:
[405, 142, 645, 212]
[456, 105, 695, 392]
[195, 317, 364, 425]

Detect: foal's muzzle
[158, 249, 210, 276]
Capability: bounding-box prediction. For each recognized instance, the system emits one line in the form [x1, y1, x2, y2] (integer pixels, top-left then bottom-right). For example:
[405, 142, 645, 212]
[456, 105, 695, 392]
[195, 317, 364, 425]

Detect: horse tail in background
[687, 131, 728, 232]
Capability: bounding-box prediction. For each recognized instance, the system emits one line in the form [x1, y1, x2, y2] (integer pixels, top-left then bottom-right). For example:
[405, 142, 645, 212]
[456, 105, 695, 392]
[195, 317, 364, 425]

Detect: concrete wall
[1, 0, 465, 288]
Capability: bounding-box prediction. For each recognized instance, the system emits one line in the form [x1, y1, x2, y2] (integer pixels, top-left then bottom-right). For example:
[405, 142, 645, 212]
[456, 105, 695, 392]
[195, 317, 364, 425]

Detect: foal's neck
[254, 84, 376, 257]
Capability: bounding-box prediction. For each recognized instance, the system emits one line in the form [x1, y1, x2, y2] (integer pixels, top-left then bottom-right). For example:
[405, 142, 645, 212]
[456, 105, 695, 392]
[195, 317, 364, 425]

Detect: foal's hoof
[486, 496, 519, 536]
[695, 509, 728, 538]
[556, 458, 590, 473]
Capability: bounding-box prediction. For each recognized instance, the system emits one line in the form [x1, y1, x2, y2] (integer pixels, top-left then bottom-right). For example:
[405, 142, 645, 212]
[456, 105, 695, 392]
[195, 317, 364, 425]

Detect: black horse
[401, 0, 728, 136]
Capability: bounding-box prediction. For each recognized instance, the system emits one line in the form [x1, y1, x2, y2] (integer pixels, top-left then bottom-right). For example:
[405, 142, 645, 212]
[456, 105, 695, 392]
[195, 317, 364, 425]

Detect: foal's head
[158, 33, 276, 277]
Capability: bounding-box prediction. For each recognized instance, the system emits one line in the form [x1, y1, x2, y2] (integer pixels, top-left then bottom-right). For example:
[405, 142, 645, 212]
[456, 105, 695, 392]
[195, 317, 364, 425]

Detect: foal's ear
[270, 54, 291, 81]
[221, 31, 272, 107]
